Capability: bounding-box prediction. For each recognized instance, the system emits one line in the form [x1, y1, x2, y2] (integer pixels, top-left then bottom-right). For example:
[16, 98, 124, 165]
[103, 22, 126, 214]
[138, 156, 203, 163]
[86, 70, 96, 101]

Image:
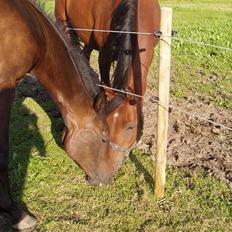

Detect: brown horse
[0, 0, 125, 230]
[55, 0, 161, 157]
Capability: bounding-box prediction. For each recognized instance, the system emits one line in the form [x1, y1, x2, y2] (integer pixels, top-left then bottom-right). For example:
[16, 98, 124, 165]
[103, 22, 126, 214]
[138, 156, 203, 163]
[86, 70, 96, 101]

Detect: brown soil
[16, 77, 232, 186]
[139, 90, 232, 187]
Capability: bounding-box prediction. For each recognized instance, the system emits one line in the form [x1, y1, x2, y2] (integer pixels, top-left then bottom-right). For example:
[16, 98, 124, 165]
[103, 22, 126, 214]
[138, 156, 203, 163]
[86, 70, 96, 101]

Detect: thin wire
[160, 33, 232, 52]
[98, 84, 167, 111]
[169, 105, 232, 132]
[68, 28, 232, 130]
[67, 27, 232, 52]
[67, 27, 153, 36]
[97, 84, 232, 132]
[98, 84, 146, 99]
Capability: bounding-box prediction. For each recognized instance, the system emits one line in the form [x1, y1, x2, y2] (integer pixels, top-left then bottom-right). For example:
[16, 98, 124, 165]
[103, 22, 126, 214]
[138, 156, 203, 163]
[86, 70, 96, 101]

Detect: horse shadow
[10, 106, 41, 195]
[0, 76, 154, 230]
[0, 76, 64, 231]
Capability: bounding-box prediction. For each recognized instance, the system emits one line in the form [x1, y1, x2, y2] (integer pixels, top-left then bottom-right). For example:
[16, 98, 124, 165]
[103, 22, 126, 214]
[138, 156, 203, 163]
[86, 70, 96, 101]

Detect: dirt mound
[139, 90, 232, 186]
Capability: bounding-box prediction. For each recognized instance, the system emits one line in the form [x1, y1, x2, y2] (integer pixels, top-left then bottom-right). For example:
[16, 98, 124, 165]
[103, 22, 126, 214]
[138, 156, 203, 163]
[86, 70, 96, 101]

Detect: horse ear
[93, 92, 107, 114]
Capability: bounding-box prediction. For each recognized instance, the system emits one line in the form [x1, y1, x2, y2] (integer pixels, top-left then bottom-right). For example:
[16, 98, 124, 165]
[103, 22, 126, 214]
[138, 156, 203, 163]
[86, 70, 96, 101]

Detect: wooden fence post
[154, 7, 172, 198]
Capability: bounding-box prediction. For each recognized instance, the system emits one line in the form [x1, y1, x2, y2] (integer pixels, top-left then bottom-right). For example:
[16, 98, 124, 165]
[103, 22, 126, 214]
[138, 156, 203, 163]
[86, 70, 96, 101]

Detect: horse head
[105, 88, 143, 165]
[62, 91, 123, 186]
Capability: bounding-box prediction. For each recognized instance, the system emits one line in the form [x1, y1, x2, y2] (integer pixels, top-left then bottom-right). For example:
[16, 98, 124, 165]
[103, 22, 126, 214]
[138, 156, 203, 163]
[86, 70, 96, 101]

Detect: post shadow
[129, 152, 154, 191]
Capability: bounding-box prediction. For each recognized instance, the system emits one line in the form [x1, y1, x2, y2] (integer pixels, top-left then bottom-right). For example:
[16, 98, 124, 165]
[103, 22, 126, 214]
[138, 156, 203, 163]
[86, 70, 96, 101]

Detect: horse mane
[105, 0, 138, 89]
[27, 0, 101, 98]
[107, 0, 144, 142]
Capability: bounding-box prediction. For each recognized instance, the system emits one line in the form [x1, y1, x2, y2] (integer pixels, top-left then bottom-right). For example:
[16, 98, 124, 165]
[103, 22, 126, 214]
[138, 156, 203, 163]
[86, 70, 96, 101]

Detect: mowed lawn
[8, 0, 232, 231]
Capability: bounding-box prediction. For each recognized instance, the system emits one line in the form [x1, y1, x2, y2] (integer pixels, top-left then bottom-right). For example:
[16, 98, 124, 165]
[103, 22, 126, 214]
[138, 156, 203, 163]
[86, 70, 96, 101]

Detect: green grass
[158, 0, 232, 108]
[9, 97, 232, 231]
[44, 0, 54, 11]
[8, 0, 232, 231]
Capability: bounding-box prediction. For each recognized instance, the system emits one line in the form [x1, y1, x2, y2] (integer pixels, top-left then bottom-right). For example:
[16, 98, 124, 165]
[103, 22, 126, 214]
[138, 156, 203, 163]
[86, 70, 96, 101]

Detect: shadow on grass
[0, 77, 64, 230]
[10, 97, 46, 200]
[129, 152, 154, 191]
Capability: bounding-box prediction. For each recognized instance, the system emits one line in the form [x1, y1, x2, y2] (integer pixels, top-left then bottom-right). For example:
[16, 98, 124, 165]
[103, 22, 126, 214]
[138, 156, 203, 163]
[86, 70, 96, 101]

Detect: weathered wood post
[154, 7, 172, 198]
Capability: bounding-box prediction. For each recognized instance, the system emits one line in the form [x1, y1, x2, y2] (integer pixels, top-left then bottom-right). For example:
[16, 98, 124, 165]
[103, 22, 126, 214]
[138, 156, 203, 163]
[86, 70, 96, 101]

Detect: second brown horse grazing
[55, 0, 161, 157]
[0, 0, 126, 230]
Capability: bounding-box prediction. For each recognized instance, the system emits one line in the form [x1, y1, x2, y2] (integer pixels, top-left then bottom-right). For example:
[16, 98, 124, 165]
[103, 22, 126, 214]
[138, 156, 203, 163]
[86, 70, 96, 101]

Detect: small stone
[211, 128, 220, 135]
[173, 120, 180, 133]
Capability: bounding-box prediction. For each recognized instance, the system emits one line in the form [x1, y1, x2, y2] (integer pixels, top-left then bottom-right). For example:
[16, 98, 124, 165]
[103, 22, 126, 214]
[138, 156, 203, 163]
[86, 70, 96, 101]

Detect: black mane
[28, 0, 101, 98]
[104, 0, 138, 89]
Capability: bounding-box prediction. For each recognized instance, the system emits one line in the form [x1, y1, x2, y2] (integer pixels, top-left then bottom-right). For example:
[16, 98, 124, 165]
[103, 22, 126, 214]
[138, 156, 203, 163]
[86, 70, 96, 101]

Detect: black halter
[105, 92, 126, 114]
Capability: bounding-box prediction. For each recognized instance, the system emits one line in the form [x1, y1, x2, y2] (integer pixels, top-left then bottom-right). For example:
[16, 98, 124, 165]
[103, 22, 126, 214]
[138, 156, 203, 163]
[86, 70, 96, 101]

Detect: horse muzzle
[86, 175, 113, 186]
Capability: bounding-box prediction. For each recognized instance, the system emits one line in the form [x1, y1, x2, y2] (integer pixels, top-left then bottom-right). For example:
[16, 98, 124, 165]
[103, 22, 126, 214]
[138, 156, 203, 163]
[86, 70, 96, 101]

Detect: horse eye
[126, 123, 135, 130]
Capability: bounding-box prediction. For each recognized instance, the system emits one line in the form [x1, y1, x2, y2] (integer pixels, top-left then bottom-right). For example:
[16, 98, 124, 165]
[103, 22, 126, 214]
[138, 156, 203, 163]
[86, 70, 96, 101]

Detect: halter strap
[105, 93, 126, 114]
[110, 141, 137, 156]
[110, 142, 129, 154]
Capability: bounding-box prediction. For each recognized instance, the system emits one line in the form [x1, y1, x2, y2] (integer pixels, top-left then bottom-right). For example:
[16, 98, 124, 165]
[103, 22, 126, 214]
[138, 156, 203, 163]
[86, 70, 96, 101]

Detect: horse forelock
[105, 0, 138, 90]
[27, 0, 101, 98]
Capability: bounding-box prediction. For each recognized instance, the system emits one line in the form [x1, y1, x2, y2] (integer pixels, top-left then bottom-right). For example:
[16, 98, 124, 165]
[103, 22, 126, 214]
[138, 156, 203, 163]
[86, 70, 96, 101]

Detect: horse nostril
[86, 175, 98, 186]
[102, 136, 109, 143]
[86, 175, 91, 182]
[86, 175, 112, 186]
[107, 176, 113, 183]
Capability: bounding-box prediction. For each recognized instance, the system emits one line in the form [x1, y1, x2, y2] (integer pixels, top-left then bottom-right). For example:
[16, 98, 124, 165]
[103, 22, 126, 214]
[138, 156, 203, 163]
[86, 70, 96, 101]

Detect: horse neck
[32, 22, 93, 128]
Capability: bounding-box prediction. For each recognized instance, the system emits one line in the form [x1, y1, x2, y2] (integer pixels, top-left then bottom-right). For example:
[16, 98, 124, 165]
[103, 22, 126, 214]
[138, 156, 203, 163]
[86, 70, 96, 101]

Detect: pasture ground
[0, 0, 231, 231]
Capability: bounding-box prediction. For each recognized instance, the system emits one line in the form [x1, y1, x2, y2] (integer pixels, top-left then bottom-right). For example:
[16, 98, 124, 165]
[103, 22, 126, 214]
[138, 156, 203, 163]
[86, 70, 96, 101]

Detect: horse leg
[0, 88, 15, 213]
[98, 51, 111, 86]
[0, 88, 37, 231]
[55, 0, 70, 37]
[83, 45, 93, 62]
[0, 88, 16, 230]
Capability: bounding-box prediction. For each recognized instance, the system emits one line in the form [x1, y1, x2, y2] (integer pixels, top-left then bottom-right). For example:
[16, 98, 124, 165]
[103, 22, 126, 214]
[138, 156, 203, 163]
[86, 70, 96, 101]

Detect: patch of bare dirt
[16, 77, 232, 186]
[139, 90, 232, 186]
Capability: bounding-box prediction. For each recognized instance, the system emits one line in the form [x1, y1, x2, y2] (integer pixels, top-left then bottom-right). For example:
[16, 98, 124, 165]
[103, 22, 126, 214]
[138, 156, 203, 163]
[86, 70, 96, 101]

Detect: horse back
[57, 0, 122, 49]
[0, 0, 41, 87]
[137, 0, 160, 34]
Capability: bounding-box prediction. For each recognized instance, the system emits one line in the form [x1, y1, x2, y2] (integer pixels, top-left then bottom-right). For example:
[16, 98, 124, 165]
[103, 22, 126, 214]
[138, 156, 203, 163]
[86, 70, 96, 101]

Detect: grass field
[152, 0, 232, 108]
[8, 0, 232, 231]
